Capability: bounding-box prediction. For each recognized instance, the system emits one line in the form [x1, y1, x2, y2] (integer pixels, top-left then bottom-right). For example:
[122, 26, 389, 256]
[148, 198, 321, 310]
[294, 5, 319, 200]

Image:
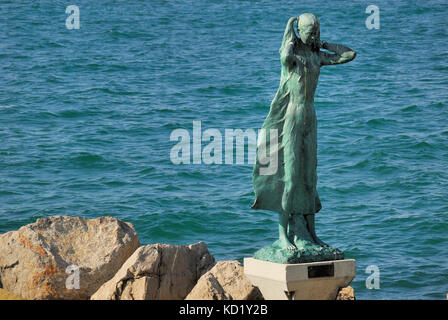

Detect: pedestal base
[244, 258, 356, 300]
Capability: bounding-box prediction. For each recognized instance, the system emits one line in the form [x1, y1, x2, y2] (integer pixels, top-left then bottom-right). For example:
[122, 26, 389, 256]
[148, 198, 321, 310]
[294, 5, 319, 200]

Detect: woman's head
[297, 13, 320, 49]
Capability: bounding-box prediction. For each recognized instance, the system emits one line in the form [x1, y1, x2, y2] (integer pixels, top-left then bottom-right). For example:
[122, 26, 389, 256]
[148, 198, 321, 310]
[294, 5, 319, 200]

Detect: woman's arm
[280, 41, 296, 67]
[279, 17, 298, 68]
[319, 42, 357, 66]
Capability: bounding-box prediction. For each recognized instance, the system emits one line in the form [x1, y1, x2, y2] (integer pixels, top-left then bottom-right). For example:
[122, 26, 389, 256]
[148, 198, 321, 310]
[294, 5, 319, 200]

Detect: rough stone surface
[336, 286, 355, 300]
[186, 260, 263, 300]
[0, 216, 139, 300]
[91, 242, 215, 300]
[0, 288, 23, 300]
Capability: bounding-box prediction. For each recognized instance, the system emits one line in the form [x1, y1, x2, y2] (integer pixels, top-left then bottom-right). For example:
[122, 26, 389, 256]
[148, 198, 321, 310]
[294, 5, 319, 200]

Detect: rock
[0, 216, 139, 299]
[0, 288, 23, 300]
[91, 242, 215, 300]
[185, 260, 263, 300]
[336, 286, 355, 300]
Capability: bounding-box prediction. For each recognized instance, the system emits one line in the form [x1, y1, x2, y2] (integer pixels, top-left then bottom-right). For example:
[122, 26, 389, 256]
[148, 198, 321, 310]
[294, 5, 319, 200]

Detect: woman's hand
[315, 40, 329, 50]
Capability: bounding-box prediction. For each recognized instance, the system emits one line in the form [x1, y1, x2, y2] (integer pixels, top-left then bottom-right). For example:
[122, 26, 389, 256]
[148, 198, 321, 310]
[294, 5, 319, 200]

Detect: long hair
[279, 18, 298, 55]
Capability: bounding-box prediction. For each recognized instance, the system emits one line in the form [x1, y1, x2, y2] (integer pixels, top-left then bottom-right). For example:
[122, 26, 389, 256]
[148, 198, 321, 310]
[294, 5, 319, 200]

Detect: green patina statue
[251, 13, 357, 264]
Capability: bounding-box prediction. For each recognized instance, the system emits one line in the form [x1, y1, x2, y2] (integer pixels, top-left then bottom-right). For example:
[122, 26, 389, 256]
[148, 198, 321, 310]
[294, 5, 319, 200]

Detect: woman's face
[299, 24, 320, 47]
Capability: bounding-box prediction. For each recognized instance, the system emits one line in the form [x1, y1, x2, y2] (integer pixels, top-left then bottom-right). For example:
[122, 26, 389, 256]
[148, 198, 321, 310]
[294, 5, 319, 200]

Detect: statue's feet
[293, 238, 316, 251]
[311, 233, 329, 247]
[279, 237, 296, 251]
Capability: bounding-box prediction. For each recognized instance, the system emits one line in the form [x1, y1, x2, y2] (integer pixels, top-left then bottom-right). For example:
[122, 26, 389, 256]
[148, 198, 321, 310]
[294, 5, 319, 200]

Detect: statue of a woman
[252, 13, 356, 263]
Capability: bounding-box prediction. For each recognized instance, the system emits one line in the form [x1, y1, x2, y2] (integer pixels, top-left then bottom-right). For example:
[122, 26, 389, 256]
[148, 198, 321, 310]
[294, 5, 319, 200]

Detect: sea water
[1, 0, 447, 299]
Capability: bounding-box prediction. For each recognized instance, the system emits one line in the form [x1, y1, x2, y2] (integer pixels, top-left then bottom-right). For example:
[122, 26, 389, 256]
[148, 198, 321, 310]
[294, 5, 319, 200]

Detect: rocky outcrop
[0, 215, 358, 301]
[336, 286, 355, 300]
[0, 216, 139, 299]
[185, 260, 263, 300]
[91, 242, 215, 300]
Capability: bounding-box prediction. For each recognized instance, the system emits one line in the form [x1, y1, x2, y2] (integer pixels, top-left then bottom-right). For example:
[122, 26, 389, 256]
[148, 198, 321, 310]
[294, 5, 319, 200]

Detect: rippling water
[1, 0, 447, 299]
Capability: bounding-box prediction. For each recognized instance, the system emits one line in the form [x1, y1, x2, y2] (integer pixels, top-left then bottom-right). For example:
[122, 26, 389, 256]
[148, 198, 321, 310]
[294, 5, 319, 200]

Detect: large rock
[336, 286, 355, 300]
[185, 260, 263, 300]
[0, 288, 23, 300]
[91, 242, 215, 300]
[0, 216, 139, 299]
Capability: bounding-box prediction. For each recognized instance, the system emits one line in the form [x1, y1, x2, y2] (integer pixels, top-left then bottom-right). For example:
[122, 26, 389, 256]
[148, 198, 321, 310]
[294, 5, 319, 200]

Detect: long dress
[252, 40, 322, 216]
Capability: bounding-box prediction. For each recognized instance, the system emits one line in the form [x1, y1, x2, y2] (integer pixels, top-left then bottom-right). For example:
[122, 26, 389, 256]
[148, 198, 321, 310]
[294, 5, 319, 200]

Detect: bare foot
[279, 237, 297, 251]
[311, 233, 329, 247]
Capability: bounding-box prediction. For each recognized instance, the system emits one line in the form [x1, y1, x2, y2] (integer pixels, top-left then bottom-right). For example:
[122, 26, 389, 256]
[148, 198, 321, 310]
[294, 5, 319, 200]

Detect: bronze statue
[252, 13, 357, 263]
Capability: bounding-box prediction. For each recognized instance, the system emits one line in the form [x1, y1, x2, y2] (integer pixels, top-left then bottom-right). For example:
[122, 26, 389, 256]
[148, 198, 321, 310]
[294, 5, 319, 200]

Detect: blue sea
[1, 0, 447, 299]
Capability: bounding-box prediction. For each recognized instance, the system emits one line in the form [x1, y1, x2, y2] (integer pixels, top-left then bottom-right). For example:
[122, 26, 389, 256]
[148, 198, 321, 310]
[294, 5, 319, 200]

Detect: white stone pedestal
[244, 258, 356, 300]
